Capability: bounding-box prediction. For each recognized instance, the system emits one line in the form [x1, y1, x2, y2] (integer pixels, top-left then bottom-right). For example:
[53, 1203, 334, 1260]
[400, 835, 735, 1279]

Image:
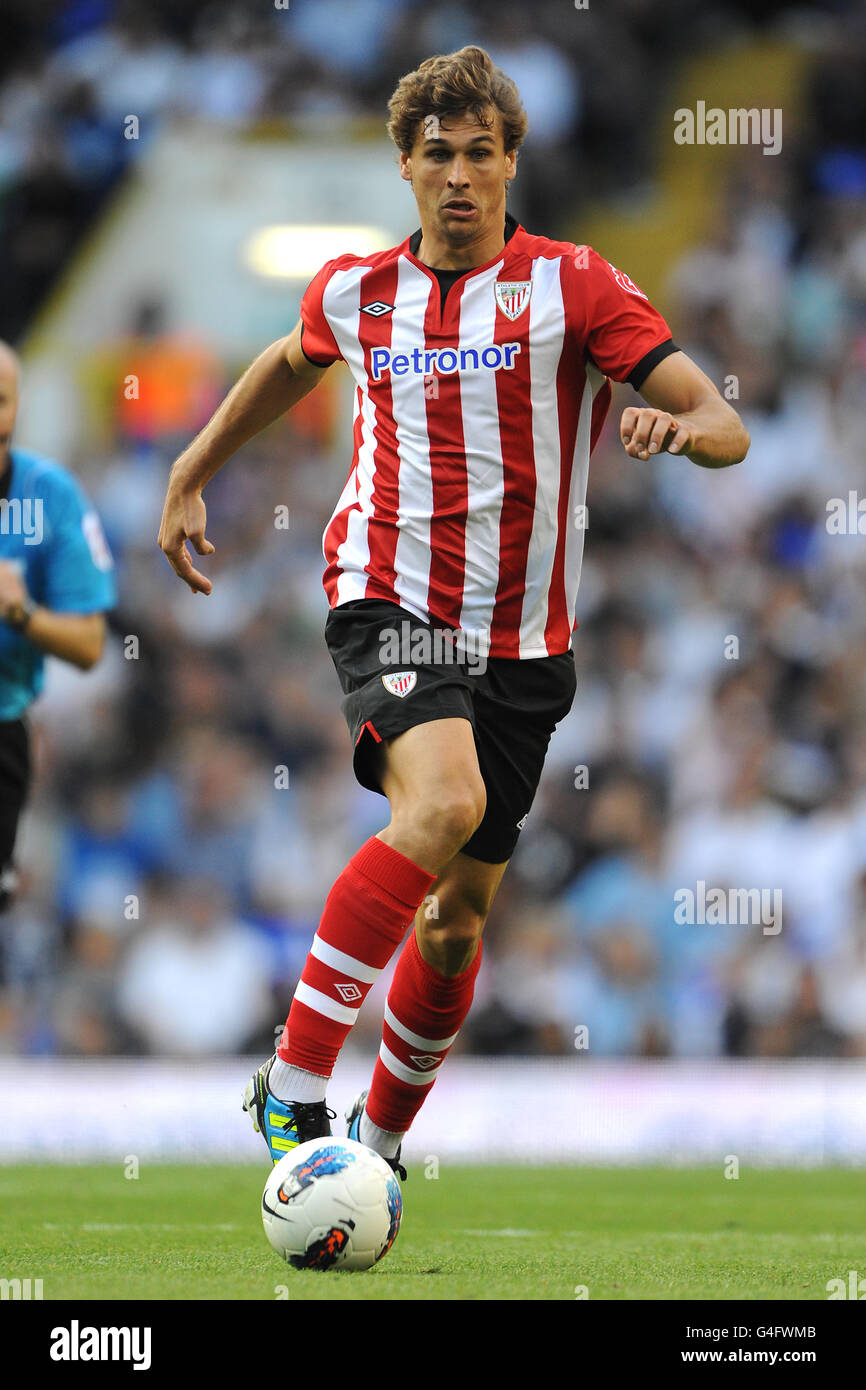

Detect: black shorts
[0, 714, 31, 909]
[324, 599, 577, 864]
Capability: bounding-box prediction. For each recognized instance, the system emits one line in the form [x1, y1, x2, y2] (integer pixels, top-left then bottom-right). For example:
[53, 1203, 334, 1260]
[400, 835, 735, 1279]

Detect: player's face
[400, 108, 517, 248]
[0, 353, 18, 466]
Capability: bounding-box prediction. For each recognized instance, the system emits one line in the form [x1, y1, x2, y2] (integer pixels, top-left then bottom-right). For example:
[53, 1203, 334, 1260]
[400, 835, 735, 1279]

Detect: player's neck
[415, 213, 508, 272]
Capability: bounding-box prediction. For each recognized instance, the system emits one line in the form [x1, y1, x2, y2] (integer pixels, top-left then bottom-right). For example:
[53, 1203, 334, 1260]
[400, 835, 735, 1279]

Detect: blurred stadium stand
[2, 0, 866, 1092]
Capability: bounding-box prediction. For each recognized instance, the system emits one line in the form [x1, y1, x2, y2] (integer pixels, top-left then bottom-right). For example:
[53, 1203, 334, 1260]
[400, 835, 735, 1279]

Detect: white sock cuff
[359, 1109, 405, 1160]
[269, 1057, 329, 1104]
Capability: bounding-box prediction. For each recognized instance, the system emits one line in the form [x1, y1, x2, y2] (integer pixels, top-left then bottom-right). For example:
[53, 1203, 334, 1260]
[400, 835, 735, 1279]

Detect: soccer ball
[261, 1137, 402, 1271]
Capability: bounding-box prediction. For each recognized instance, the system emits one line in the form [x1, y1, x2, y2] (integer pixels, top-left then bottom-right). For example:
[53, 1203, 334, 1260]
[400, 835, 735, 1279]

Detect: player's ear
[504, 149, 517, 183]
[399, 151, 413, 184]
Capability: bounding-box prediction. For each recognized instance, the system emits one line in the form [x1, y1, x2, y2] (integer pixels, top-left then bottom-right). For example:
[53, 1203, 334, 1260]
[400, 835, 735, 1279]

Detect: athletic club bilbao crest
[382, 671, 417, 698]
[494, 279, 532, 321]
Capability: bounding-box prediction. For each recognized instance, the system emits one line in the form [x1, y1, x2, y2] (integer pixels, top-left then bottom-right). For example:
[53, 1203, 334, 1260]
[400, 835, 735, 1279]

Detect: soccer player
[157, 47, 748, 1175]
[0, 340, 117, 912]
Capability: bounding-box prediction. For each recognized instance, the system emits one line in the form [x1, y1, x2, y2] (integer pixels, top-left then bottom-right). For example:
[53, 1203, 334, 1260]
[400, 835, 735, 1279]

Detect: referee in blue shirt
[0, 341, 117, 910]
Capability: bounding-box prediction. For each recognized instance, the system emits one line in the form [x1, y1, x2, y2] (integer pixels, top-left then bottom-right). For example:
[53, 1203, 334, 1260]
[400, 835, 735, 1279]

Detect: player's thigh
[325, 599, 479, 811]
[376, 716, 486, 821]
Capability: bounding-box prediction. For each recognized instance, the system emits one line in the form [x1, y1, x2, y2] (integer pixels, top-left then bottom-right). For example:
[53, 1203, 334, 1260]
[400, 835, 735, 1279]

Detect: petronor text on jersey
[369, 342, 521, 382]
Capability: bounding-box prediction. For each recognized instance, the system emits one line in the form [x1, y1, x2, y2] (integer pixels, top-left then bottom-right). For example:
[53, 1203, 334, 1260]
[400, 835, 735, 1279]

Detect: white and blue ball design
[261, 1137, 402, 1271]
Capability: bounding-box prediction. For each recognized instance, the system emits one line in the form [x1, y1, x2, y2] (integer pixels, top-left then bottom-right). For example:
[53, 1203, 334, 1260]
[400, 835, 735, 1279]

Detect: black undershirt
[409, 211, 520, 311]
[0, 455, 11, 501]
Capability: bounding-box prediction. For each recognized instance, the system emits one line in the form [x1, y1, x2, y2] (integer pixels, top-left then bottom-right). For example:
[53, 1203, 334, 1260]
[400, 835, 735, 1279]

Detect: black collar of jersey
[408, 211, 519, 259]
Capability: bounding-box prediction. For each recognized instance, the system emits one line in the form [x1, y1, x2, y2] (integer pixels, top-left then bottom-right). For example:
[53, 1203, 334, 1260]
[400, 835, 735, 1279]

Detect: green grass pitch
[0, 1164, 860, 1301]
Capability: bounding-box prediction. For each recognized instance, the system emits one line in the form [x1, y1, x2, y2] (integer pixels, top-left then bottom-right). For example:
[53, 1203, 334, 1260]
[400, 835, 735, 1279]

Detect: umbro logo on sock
[409, 1054, 440, 1070]
[335, 982, 362, 1003]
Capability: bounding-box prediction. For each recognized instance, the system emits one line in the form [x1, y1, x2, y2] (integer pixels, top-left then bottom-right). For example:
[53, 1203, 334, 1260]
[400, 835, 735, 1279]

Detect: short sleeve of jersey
[40, 471, 117, 614]
[576, 248, 673, 383]
[299, 261, 344, 367]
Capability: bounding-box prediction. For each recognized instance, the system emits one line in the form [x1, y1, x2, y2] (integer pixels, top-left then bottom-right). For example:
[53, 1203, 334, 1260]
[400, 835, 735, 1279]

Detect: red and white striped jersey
[301, 218, 673, 659]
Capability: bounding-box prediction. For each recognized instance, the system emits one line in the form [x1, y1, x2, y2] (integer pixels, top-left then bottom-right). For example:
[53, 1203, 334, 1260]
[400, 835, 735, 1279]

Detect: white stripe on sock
[294, 979, 360, 1026]
[378, 1040, 442, 1085]
[310, 933, 382, 984]
[384, 1003, 458, 1052]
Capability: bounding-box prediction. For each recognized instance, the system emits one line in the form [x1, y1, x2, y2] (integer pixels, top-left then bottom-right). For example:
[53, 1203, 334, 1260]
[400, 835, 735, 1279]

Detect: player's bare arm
[157, 322, 329, 594]
[620, 349, 750, 469]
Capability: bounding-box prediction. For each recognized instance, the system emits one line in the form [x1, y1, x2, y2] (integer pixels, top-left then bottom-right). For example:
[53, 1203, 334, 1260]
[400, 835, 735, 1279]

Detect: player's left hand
[0, 559, 28, 618]
[620, 407, 693, 461]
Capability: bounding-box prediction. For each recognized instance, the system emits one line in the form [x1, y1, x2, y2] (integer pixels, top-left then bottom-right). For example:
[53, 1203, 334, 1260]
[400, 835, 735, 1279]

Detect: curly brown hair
[387, 46, 528, 156]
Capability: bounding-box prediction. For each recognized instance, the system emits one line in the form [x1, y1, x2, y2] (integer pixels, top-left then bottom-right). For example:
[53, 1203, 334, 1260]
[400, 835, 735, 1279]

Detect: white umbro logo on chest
[361, 301, 394, 317]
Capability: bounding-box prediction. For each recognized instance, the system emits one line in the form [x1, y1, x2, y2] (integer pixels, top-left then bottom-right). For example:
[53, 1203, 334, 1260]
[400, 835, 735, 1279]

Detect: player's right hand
[157, 486, 215, 595]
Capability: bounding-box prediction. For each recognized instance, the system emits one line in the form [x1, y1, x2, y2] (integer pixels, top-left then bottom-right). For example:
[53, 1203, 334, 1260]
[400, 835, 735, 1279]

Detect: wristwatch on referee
[3, 595, 37, 633]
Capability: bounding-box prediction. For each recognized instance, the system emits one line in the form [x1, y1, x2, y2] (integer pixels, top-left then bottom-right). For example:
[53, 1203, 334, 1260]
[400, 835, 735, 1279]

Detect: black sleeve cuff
[628, 339, 680, 391]
[300, 323, 334, 369]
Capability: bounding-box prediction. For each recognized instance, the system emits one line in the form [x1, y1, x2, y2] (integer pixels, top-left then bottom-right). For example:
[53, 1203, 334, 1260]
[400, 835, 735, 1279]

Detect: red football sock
[366, 928, 482, 1134]
[277, 836, 435, 1076]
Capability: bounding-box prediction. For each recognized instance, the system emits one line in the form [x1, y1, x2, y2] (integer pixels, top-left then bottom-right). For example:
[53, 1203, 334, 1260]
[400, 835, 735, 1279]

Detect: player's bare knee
[435, 784, 486, 854]
[418, 911, 484, 975]
[430, 870, 495, 924]
[428, 914, 483, 954]
[390, 778, 485, 862]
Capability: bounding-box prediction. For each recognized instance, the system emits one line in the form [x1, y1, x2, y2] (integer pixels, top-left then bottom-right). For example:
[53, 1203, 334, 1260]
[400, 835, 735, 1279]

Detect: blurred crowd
[2, 1, 866, 1061]
[0, 0, 819, 337]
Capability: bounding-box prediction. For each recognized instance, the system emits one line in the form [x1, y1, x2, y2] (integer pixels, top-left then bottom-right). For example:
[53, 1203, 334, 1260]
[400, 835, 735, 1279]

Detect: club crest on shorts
[382, 670, 417, 698]
[494, 280, 532, 321]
